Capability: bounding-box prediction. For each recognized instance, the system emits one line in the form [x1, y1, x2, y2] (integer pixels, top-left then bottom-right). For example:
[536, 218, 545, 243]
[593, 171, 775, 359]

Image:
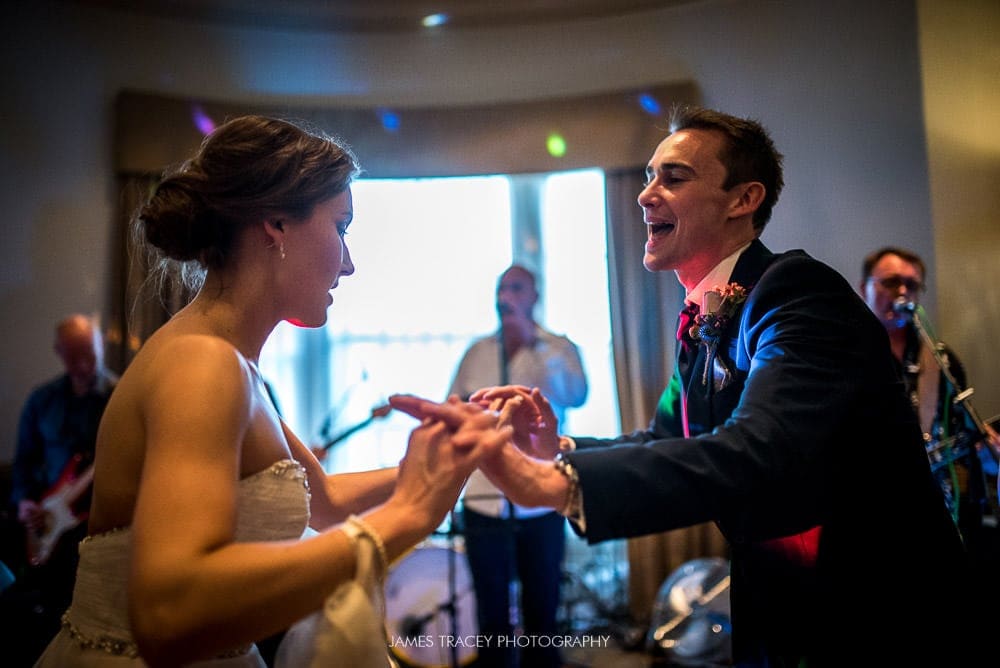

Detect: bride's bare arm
[128, 336, 502, 666]
[279, 424, 398, 529]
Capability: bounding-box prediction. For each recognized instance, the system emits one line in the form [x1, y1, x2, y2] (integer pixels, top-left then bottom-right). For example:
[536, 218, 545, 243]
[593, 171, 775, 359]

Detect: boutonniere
[691, 283, 749, 386]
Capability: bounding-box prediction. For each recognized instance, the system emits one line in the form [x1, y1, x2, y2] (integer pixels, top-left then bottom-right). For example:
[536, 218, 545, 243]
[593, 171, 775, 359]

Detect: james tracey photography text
[389, 634, 613, 649]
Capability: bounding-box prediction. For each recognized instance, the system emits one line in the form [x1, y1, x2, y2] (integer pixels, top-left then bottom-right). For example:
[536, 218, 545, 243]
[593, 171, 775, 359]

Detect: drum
[646, 557, 732, 666]
[385, 544, 479, 667]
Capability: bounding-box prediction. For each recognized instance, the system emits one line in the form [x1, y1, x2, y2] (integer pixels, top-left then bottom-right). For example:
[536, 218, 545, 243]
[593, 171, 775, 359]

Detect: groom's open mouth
[647, 220, 676, 237]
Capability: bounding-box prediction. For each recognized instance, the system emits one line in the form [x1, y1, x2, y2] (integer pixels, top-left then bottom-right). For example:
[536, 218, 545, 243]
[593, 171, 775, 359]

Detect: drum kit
[384, 501, 734, 668]
[384, 500, 636, 667]
[384, 511, 478, 668]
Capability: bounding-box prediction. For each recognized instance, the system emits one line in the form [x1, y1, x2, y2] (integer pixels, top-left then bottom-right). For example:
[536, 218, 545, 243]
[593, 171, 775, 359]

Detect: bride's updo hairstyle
[137, 115, 359, 289]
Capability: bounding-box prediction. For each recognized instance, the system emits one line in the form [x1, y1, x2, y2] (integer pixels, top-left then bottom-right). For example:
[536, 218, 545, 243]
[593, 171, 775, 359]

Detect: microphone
[892, 297, 915, 316]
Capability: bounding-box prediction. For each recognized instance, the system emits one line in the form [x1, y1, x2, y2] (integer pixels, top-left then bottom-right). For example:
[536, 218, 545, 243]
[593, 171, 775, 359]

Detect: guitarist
[3, 314, 117, 664]
[860, 247, 1000, 625]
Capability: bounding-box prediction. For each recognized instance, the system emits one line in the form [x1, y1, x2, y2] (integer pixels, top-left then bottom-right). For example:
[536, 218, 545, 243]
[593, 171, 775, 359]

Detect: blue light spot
[422, 13, 449, 28]
[378, 109, 401, 132]
[638, 93, 662, 116]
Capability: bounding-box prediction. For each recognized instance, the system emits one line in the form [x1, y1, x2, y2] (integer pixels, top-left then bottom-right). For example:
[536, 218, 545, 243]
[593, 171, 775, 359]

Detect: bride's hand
[389, 394, 511, 530]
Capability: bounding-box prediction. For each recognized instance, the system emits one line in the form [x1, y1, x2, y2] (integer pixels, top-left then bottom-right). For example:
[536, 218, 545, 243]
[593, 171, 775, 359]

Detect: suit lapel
[729, 238, 775, 290]
[684, 240, 776, 434]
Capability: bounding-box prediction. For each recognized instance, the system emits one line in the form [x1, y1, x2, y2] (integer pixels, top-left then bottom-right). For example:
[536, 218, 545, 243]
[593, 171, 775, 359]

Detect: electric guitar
[25, 454, 94, 567]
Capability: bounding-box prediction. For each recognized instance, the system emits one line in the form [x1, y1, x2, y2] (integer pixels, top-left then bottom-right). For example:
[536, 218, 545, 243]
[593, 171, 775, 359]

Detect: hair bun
[140, 174, 219, 262]
[135, 115, 359, 281]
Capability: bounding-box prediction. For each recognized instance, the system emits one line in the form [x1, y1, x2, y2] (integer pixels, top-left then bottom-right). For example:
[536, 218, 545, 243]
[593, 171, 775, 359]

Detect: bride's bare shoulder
[125, 327, 250, 389]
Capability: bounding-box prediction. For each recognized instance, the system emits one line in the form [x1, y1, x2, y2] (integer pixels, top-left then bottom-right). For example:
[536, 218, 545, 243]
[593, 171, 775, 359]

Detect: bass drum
[385, 543, 479, 668]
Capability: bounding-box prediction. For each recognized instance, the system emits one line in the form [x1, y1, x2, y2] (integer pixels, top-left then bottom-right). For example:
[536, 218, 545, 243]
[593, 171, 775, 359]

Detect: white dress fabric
[274, 533, 395, 668]
[35, 459, 311, 667]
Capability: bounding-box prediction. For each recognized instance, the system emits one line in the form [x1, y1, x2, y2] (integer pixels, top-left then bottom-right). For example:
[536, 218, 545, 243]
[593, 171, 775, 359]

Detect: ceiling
[67, 0, 688, 33]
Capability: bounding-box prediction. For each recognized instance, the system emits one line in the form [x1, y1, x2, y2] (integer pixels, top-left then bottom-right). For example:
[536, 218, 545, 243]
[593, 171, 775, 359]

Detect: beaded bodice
[62, 459, 310, 659]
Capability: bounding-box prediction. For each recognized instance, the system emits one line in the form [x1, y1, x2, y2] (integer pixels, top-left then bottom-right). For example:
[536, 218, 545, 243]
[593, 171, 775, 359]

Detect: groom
[394, 106, 974, 667]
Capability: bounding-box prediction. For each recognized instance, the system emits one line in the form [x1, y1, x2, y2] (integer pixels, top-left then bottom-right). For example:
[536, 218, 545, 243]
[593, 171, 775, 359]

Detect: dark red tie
[676, 301, 699, 344]
[676, 302, 699, 437]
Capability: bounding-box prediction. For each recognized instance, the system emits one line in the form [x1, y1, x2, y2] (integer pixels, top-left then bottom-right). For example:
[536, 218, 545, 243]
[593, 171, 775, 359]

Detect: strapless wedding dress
[35, 459, 311, 667]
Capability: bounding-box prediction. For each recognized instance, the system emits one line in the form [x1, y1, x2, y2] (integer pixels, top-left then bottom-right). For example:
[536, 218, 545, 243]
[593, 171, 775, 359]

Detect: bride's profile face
[283, 188, 355, 328]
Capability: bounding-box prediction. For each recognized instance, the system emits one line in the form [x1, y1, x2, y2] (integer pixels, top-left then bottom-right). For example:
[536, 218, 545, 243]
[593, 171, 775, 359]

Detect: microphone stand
[900, 300, 1000, 502]
[448, 508, 459, 668]
[460, 492, 519, 665]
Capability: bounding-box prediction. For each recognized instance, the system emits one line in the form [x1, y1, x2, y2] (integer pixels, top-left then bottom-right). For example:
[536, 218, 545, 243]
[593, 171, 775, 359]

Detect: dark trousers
[462, 507, 565, 668]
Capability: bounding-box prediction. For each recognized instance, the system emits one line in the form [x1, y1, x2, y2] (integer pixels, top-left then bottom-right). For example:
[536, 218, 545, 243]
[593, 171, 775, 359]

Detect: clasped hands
[389, 385, 570, 512]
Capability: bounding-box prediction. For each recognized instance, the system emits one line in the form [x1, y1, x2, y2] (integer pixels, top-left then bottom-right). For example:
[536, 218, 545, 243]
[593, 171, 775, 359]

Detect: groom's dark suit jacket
[568, 240, 972, 666]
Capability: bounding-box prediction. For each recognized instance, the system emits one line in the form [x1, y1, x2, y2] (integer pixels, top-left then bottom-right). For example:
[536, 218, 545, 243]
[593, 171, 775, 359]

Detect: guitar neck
[321, 417, 373, 451]
[60, 464, 95, 505]
[321, 404, 391, 452]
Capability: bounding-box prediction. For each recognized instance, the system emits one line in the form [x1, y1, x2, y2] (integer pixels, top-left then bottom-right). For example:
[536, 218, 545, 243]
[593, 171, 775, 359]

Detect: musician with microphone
[861, 246, 1000, 610]
[449, 265, 588, 668]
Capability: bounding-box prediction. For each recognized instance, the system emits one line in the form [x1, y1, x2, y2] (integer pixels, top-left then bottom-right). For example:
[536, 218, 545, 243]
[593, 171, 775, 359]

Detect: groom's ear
[728, 181, 765, 220]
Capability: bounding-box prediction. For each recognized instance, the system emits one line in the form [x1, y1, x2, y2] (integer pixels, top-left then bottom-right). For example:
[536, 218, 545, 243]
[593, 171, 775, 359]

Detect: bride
[35, 115, 508, 667]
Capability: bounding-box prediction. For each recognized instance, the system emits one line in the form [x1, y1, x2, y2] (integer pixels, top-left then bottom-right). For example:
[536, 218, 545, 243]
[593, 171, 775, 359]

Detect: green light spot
[547, 133, 567, 158]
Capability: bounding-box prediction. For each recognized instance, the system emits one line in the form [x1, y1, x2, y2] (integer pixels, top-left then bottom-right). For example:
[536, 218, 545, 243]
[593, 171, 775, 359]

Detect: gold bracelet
[346, 514, 388, 579]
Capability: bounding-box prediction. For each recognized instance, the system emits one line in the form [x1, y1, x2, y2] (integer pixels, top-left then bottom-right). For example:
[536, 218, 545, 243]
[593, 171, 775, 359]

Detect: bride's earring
[279, 242, 286, 260]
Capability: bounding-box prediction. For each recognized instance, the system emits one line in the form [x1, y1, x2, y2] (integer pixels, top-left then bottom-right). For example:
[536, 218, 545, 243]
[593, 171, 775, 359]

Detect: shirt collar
[685, 241, 753, 309]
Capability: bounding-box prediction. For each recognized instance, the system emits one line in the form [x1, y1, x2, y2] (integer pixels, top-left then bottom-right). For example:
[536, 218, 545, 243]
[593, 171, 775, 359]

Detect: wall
[1, 0, 997, 462]
[918, 0, 1000, 427]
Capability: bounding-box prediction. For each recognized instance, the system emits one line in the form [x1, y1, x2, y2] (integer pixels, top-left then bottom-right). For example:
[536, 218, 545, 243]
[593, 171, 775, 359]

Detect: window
[260, 170, 620, 473]
[538, 169, 618, 438]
